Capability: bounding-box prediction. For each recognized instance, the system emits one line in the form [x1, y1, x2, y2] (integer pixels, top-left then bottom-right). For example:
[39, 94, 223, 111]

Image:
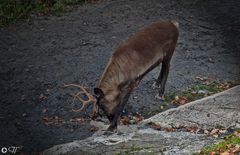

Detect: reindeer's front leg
[107, 82, 134, 132]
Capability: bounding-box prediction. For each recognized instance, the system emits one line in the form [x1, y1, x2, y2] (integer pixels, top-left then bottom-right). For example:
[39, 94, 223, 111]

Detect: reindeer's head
[94, 87, 122, 122]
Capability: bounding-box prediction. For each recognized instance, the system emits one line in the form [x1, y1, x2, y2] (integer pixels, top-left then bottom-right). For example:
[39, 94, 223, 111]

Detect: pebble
[22, 113, 27, 117]
[198, 90, 209, 94]
[129, 120, 135, 124]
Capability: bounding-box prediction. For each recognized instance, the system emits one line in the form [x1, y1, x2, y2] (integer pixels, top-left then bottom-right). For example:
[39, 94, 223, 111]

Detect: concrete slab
[42, 128, 219, 155]
[143, 85, 240, 129]
[41, 86, 240, 155]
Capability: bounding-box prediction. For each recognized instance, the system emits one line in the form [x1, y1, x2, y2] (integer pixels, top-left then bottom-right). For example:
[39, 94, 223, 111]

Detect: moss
[0, 1, 32, 25]
[199, 134, 240, 154]
[164, 82, 233, 105]
[0, 0, 87, 26]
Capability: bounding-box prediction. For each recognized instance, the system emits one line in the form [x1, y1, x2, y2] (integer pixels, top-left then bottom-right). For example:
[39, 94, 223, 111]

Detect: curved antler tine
[64, 83, 98, 115]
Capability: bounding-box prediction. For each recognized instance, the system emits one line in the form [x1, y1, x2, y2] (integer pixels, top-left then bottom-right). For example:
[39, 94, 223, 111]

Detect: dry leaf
[210, 129, 220, 135]
[120, 116, 130, 125]
[70, 117, 87, 124]
[164, 127, 176, 132]
[42, 108, 48, 113]
[220, 151, 230, 155]
[90, 127, 99, 132]
[39, 94, 47, 100]
[210, 151, 216, 155]
[150, 123, 161, 130]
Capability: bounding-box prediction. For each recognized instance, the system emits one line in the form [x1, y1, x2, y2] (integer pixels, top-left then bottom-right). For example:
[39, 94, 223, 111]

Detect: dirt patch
[0, 0, 239, 153]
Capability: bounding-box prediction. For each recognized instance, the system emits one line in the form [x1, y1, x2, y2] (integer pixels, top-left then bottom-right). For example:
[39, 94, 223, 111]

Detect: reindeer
[65, 20, 179, 132]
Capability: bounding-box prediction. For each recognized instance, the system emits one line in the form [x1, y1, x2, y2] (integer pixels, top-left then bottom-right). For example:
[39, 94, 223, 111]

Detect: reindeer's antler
[63, 84, 98, 116]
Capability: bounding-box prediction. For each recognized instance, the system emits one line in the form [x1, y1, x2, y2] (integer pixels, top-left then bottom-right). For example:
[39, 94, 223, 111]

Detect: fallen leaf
[204, 129, 209, 134]
[186, 127, 198, 133]
[210, 128, 220, 137]
[39, 94, 47, 100]
[179, 96, 188, 104]
[150, 123, 161, 130]
[90, 127, 99, 132]
[42, 108, 48, 113]
[232, 144, 240, 153]
[196, 76, 204, 81]
[120, 116, 130, 125]
[233, 131, 240, 138]
[163, 127, 176, 132]
[220, 151, 230, 155]
[208, 57, 215, 63]
[120, 144, 125, 149]
[210, 151, 216, 155]
[42, 116, 65, 125]
[219, 129, 227, 134]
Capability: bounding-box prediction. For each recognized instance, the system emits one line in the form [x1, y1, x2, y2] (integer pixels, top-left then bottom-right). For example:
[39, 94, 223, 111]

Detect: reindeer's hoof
[107, 125, 117, 131]
[152, 82, 161, 89]
[155, 94, 165, 101]
[103, 130, 114, 135]
[103, 129, 117, 135]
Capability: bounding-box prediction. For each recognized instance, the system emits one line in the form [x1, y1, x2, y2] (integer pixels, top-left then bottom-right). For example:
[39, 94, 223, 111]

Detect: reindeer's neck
[98, 58, 121, 93]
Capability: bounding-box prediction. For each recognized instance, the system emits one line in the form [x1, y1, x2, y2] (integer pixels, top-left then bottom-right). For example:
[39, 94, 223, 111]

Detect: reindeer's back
[99, 21, 178, 91]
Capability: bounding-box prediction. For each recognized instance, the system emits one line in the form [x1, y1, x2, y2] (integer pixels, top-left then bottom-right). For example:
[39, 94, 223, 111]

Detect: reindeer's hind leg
[155, 57, 171, 99]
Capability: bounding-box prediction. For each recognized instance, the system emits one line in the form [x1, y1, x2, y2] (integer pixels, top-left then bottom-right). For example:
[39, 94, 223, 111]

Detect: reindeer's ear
[94, 88, 104, 98]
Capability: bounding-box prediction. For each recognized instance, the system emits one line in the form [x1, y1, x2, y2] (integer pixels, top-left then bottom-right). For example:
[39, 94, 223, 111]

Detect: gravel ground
[0, 0, 239, 153]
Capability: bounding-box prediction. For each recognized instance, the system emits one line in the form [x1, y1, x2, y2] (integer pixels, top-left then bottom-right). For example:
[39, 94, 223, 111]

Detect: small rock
[198, 90, 209, 94]
[191, 91, 197, 94]
[204, 129, 209, 134]
[175, 96, 179, 100]
[22, 113, 27, 117]
[210, 129, 219, 136]
[21, 95, 25, 101]
[42, 109, 48, 113]
[129, 119, 136, 124]
[39, 94, 47, 100]
[133, 96, 138, 99]
[208, 57, 215, 63]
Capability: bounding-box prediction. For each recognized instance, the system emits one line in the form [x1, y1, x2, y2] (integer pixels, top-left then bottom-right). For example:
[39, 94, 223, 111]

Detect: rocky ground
[0, 0, 240, 154]
[42, 86, 240, 155]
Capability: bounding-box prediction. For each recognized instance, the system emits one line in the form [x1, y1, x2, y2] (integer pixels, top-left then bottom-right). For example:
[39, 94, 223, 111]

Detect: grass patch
[0, 0, 89, 26]
[199, 131, 240, 154]
[0, 1, 32, 25]
[164, 81, 233, 105]
[144, 81, 234, 116]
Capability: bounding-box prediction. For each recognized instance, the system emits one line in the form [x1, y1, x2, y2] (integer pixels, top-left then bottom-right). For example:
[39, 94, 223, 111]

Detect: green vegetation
[145, 81, 233, 116]
[165, 81, 233, 104]
[0, 0, 88, 26]
[199, 131, 240, 154]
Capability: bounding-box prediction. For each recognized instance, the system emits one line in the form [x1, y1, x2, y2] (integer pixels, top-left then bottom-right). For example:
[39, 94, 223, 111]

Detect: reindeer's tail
[170, 20, 179, 29]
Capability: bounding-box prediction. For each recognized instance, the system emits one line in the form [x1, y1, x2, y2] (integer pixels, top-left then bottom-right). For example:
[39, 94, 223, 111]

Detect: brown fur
[96, 21, 179, 130]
